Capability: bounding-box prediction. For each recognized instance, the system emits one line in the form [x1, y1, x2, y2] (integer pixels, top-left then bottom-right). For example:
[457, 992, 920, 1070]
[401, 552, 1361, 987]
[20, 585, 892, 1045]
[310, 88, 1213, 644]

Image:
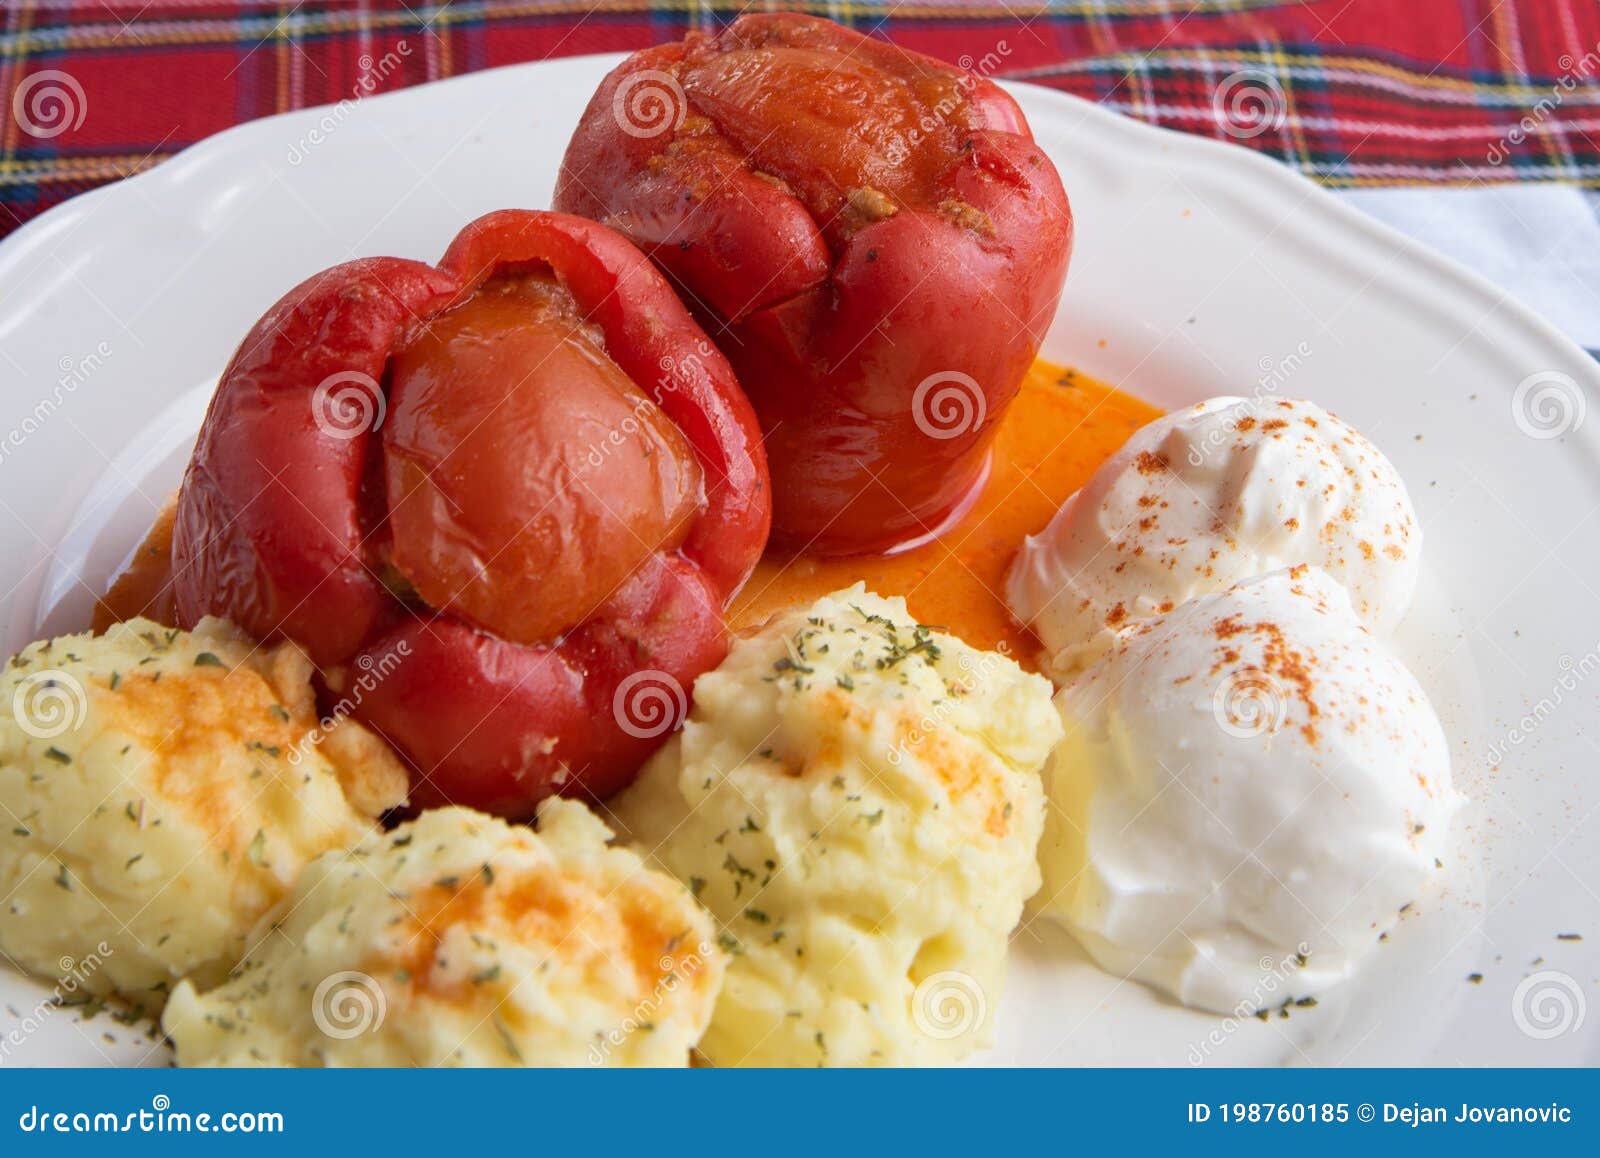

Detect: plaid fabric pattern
[5, 0, 1600, 238]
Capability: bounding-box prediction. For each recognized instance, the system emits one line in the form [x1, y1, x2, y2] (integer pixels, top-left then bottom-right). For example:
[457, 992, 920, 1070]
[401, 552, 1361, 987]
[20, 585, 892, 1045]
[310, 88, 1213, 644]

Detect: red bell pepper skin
[555, 13, 1073, 555]
[348, 553, 725, 815]
[170, 210, 770, 817]
[173, 258, 458, 667]
[436, 211, 769, 600]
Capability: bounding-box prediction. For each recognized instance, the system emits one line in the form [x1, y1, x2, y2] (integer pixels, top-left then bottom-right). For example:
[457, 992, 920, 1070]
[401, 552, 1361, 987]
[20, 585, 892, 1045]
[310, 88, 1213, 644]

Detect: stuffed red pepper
[555, 13, 1072, 554]
[171, 209, 770, 818]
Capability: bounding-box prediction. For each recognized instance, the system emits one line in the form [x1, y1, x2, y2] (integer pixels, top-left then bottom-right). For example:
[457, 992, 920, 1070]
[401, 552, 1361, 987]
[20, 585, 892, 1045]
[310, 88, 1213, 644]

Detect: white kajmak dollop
[1006, 396, 1421, 677]
[614, 586, 1060, 1066]
[1035, 566, 1461, 1015]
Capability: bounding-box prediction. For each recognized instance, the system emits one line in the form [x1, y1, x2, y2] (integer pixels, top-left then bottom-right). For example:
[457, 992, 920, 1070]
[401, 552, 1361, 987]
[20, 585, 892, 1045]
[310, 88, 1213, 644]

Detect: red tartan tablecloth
[4, 0, 1600, 239]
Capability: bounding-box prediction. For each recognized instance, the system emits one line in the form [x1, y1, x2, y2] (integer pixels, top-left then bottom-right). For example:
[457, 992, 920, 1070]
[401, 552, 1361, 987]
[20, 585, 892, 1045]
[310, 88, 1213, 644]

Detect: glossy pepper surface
[171, 209, 771, 817]
[555, 13, 1072, 554]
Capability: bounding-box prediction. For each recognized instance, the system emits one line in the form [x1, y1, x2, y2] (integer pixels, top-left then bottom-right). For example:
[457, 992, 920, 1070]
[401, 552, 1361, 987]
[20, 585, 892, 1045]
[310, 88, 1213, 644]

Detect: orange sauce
[729, 360, 1162, 664]
[95, 360, 1160, 665]
[94, 500, 178, 631]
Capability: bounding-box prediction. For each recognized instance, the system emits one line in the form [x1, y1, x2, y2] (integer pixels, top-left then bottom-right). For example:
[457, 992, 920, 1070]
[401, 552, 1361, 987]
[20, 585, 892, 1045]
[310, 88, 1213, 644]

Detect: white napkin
[1336, 185, 1600, 353]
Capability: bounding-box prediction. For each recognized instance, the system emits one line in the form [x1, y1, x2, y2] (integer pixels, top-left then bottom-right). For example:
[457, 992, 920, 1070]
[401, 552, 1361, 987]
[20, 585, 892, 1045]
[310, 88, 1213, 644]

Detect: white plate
[0, 54, 1596, 1068]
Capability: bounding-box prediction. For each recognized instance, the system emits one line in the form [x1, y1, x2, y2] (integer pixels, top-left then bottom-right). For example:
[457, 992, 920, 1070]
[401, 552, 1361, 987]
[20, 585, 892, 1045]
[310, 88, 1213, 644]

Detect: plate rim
[4, 52, 1598, 406]
[1, 51, 1595, 1068]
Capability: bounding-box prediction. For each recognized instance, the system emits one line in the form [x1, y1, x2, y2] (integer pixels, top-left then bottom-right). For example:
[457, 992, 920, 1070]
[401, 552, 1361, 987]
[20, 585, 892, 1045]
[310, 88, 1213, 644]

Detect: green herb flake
[493, 1016, 524, 1062]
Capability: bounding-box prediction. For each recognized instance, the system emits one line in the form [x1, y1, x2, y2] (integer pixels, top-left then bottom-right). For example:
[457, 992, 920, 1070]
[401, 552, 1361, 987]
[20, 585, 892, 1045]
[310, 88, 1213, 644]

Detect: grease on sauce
[729, 361, 1162, 664]
[96, 360, 1161, 665]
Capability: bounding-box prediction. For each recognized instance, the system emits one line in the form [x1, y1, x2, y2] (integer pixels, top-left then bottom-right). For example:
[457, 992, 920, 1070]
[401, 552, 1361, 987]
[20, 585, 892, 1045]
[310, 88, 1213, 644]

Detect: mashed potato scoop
[615, 586, 1060, 1066]
[0, 617, 404, 1010]
[163, 802, 723, 1067]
